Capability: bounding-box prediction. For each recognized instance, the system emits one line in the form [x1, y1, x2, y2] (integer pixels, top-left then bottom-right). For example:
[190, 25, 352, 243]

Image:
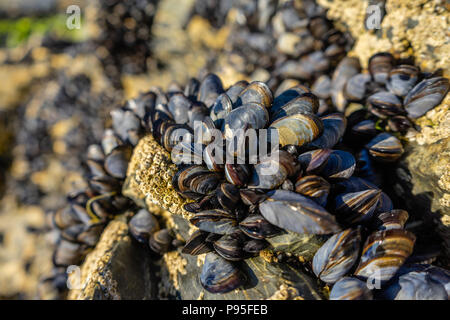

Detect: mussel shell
[235, 81, 273, 109]
[387, 116, 412, 134]
[149, 229, 173, 254]
[334, 189, 382, 225]
[242, 239, 270, 254]
[298, 149, 356, 180]
[312, 75, 332, 100]
[239, 189, 269, 206]
[111, 109, 142, 144]
[272, 84, 311, 111]
[210, 93, 233, 128]
[129, 209, 160, 243]
[181, 230, 213, 255]
[367, 91, 404, 119]
[162, 124, 193, 152]
[305, 113, 347, 150]
[53, 205, 83, 230]
[365, 132, 404, 162]
[294, 175, 330, 207]
[331, 57, 361, 111]
[355, 229, 416, 283]
[167, 93, 192, 124]
[224, 164, 251, 187]
[200, 252, 245, 293]
[312, 228, 361, 283]
[198, 73, 225, 108]
[270, 93, 319, 123]
[104, 145, 133, 179]
[223, 102, 269, 139]
[368, 52, 394, 84]
[350, 119, 378, 141]
[344, 73, 371, 101]
[53, 239, 87, 267]
[259, 190, 341, 235]
[387, 65, 419, 97]
[329, 277, 373, 300]
[213, 232, 249, 261]
[216, 183, 240, 211]
[239, 214, 280, 240]
[101, 129, 121, 155]
[403, 77, 449, 119]
[372, 209, 409, 231]
[269, 113, 323, 147]
[225, 80, 249, 104]
[190, 209, 238, 235]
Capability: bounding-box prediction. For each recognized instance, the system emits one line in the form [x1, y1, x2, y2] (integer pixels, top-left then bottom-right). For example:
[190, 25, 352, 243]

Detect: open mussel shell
[305, 113, 347, 150]
[367, 91, 404, 119]
[200, 252, 245, 294]
[149, 229, 173, 254]
[239, 214, 280, 240]
[248, 150, 300, 189]
[190, 209, 238, 235]
[182, 230, 213, 255]
[235, 81, 273, 109]
[334, 189, 382, 225]
[198, 73, 225, 108]
[365, 132, 404, 162]
[128, 209, 160, 243]
[329, 277, 373, 300]
[269, 113, 323, 147]
[355, 229, 416, 283]
[372, 209, 409, 231]
[386, 65, 419, 97]
[298, 149, 356, 180]
[313, 228, 361, 284]
[368, 52, 394, 84]
[259, 190, 341, 235]
[294, 175, 330, 207]
[403, 77, 449, 119]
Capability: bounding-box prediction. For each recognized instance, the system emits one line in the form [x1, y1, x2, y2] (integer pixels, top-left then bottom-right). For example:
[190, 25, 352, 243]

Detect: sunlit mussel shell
[350, 119, 378, 142]
[305, 113, 347, 150]
[190, 209, 238, 235]
[161, 123, 193, 152]
[270, 93, 319, 123]
[200, 252, 245, 294]
[365, 132, 404, 162]
[225, 80, 249, 104]
[223, 102, 269, 139]
[198, 73, 225, 108]
[386, 65, 419, 97]
[344, 73, 371, 101]
[239, 214, 280, 240]
[103, 145, 132, 179]
[383, 271, 448, 300]
[294, 175, 330, 207]
[331, 57, 361, 111]
[149, 228, 173, 254]
[204, 141, 225, 172]
[403, 77, 450, 119]
[210, 93, 233, 129]
[272, 84, 311, 112]
[172, 165, 220, 199]
[387, 115, 412, 134]
[111, 108, 142, 145]
[128, 208, 160, 244]
[368, 52, 394, 84]
[188, 102, 209, 129]
[312, 75, 332, 100]
[312, 228, 361, 283]
[182, 230, 212, 255]
[298, 149, 356, 180]
[367, 91, 404, 119]
[355, 229, 416, 283]
[372, 209, 409, 231]
[213, 231, 250, 261]
[171, 140, 205, 165]
[61, 223, 104, 247]
[329, 277, 373, 300]
[101, 129, 121, 155]
[334, 189, 382, 225]
[53, 239, 88, 267]
[54, 205, 84, 230]
[276, 30, 315, 58]
[225, 163, 251, 187]
[184, 78, 200, 101]
[89, 175, 121, 194]
[87, 144, 105, 162]
[217, 183, 240, 211]
[375, 191, 393, 214]
[167, 92, 193, 125]
[248, 150, 300, 189]
[269, 113, 323, 147]
[126, 91, 156, 121]
[259, 190, 341, 235]
[235, 81, 273, 109]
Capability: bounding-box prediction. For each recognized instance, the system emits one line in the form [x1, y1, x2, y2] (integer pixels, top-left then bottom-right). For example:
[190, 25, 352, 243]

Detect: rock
[67, 217, 158, 300]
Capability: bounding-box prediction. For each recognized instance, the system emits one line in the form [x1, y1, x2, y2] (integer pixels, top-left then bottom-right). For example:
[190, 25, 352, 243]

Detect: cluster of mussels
[220, 0, 353, 89]
[95, 0, 158, 86]
[118, 72, 448, 299]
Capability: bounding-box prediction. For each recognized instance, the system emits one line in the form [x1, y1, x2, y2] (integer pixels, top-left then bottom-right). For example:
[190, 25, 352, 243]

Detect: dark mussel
[182, 230, 213, 255]
[365, 132, 404, 162]
[329, 277, 373, 300]
[334, 189, 382, 225]
[216, 183, 241, 211]
[368, 52, 394, 84]
[372, 209, 409, 231]
[198, 73, 225, 108]
[239, 214, 280, 240]
[313, 228, 361, 283]
[128, 208, 160, 243]
[149, 229, 173, 254]
[298, 149, 356, 180]
[213, 231, 250, 261]
[190, 209, 238, 235]
[294, 175, 330, 207]
[200, 252, 245, 294]
[305, 113, 347, 150]
[367, 91, 404, 119]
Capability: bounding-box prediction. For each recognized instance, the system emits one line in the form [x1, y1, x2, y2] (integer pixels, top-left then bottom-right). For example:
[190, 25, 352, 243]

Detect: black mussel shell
[200, 253, 245, 294]
[182, 230, 213, 255]
[129, 209, 160, 243]
[239, 214, 280, 240]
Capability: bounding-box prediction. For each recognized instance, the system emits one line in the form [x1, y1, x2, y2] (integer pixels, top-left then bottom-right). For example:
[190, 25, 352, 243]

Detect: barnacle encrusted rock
[67, 217, 158, 300]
